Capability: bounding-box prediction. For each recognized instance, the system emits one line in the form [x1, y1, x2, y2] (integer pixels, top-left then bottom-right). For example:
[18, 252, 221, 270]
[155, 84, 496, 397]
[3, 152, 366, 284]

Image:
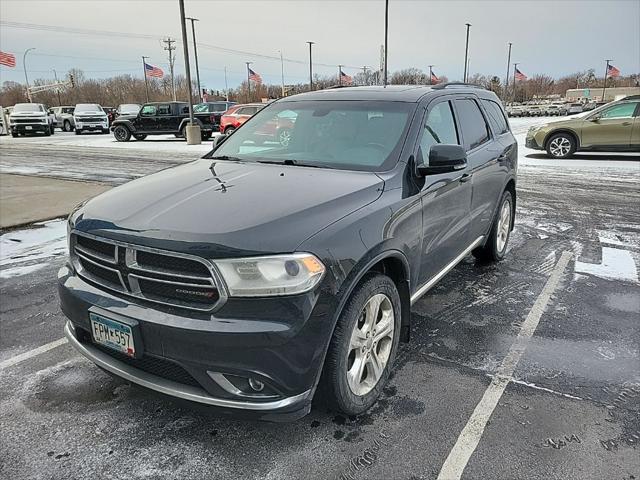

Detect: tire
[174, 133, 182, 138]
[545, 132, 576, 159]
[113, 125, 131, 142]
[102, 128, 109, 134]
[133, 134, 147, 141]
[44, 127, 51, 136]
[225, 127, 236, 136]
[201, 131, 212, 141]
[63, 120, 73, 132]
[75, 129, 82, 135]
[50, 125, 55, 135]
[180, 125, 187, 139]
[473, 190, 513, 262]
[11, 131, 18, 138]
[278, 128, 291, 147]
[319, 273, 401, 415]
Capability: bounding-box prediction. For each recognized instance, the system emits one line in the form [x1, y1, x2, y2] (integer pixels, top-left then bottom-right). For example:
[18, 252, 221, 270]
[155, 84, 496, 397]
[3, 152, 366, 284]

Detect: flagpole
[224, 66, 229, 101]
[512, 63, 518, 103]
[141, 56, 150, 103]
[338, 65, 342, 86]
[428, 65, 434, 85]
[245, 62, 251, 102]
[602, 59, 611, 102]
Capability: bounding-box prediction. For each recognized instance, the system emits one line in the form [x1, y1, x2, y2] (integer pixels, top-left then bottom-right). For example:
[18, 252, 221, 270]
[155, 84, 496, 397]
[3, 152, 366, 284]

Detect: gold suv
[526, 96, 640, 158]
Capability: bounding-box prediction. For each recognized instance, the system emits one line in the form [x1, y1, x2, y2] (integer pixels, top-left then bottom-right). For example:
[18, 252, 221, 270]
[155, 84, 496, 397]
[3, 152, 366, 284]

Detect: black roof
[281, 84, 497, 103]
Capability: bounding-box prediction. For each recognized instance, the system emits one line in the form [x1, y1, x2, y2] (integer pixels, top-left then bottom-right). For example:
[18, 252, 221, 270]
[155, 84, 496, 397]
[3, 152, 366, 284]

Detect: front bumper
[75, 120, 108, 130]
[58, 263, 333, 420]
[525, 130, 545, 150]
[10, 123, 49, 133]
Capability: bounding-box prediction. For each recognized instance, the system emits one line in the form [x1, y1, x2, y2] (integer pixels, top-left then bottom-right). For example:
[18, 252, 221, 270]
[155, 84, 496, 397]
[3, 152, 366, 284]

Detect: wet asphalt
[0, 141, 639, 480]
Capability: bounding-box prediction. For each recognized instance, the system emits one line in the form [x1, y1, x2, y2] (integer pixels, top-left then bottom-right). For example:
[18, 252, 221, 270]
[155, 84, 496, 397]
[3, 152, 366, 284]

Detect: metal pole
[338, 64, 342, 86]
[141, 56, 150, 103]
[53, 69, 62, 106]
[224, 67, 229, 101]
[383, 0, 389, 86]
[23, 48, 35, 102]
[602, 59, 611, 101]
[245, 62, 252, 101]
[428, 65, 434, 85]
[279, 50, 285, 97]
[505, 42, 512, 95]
[512, 63, 518, 103]
[362, 66, 368, 86]
[178, 0, 195, 125]
[463, 23, 471, 82]
[306, 41, 314, 91]
[186, 18, 202, 102]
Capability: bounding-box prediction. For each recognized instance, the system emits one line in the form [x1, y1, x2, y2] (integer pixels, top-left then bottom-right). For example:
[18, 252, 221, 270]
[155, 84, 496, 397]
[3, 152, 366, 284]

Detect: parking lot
[1, 116, 639, 479]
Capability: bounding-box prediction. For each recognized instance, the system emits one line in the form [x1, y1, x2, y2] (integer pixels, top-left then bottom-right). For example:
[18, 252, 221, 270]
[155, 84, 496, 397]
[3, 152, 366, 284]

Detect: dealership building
[565, 86, 640, 102]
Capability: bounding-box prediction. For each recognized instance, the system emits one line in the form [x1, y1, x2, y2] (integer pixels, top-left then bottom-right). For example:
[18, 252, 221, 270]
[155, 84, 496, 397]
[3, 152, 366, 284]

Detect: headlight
[214, 253, 325, 297]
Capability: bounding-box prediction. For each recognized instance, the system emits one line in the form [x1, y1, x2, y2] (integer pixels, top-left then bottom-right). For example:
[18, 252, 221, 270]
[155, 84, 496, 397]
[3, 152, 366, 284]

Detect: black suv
[59, 84, 517, 420]
[111, 101, 216, 141]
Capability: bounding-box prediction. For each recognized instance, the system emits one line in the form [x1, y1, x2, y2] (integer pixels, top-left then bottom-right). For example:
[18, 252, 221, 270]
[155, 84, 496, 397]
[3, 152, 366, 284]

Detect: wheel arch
[543, 128, 580, 150]
[112, 120, 135, 133]
[504, 178, 516, 231]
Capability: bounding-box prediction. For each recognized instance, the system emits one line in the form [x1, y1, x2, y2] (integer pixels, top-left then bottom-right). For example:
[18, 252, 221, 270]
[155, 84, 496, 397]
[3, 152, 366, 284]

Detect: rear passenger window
[420, 101, 459, 154]
[455, 99, 490, 150]
[157, 104, 171, 115]
[481, 100, 509, 134]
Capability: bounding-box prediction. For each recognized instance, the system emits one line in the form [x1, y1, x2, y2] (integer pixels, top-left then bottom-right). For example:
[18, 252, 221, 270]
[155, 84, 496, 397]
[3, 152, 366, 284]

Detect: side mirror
[589, 115, 601, 122]
[417, 144, 468, 176]
[211, 134, 228, 150]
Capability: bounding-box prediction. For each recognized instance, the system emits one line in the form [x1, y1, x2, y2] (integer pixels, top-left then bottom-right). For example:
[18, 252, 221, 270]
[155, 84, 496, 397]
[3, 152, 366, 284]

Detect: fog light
[248, 378, 264, 392]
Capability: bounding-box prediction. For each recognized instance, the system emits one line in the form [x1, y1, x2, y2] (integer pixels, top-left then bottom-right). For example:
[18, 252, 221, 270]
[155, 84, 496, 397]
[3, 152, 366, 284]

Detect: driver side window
[420, 101, 459, 155]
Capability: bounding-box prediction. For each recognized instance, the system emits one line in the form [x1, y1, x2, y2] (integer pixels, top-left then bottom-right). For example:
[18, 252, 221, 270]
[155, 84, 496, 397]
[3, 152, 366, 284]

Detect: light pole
[178, 0, 199, 144]
[306, 41, 314, 91]
[23, 48, 35, 102]
[338, 64, 343, 86]
[383, 0, 389, 86]
[602, 59, 612, 101]
[278, 50, 285, 97]
[463, 23, 471, 82]
[185, 17, 202, 102]
[141, 56, 150, 103]
[505, 42, 512, 97]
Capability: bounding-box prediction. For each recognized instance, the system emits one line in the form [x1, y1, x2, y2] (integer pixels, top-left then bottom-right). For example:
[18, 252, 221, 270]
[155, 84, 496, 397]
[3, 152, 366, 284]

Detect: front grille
[71, 233, 223, 311]
[77, 116, 105, 122]
[13, 118, 45, 124]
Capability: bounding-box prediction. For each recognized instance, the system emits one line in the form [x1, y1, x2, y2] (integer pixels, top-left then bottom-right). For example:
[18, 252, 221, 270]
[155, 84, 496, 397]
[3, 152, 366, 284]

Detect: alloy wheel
[346, 293, 394, 396]
[549, 136, 571, 157]
[496, 199, 511, 253]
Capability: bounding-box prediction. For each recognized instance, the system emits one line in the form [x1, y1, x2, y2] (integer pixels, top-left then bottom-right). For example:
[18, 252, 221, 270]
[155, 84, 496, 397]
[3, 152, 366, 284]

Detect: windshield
[13, 104, 44, 113]
[75, 104, 103, 113]
[211, 100, 414, 172]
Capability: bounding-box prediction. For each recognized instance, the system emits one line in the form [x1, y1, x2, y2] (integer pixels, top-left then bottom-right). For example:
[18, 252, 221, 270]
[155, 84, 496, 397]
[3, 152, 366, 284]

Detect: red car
[219, 103, 265, 134]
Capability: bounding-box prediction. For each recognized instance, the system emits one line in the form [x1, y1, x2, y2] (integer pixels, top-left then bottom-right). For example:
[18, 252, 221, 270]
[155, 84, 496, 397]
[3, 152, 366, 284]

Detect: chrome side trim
[64, 322, 311, 411]
[410, 236, 484, 305]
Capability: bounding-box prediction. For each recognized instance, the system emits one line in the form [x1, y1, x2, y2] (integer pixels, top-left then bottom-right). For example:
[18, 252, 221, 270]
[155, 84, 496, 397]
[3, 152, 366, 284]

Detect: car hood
[10, 112, 46, 117]
[75, 111, 106, 116]
[74, 159, 384, 257]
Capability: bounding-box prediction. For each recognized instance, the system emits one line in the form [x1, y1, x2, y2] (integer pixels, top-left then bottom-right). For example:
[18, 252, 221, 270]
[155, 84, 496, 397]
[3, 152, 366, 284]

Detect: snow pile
[0, 219, 68, 279]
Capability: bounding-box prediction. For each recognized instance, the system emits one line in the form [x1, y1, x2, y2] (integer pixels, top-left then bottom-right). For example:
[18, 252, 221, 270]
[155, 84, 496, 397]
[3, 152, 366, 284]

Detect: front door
[416, 98, 473, 289]
[581, 101, 638, 148]
[138, 104, 158, 132]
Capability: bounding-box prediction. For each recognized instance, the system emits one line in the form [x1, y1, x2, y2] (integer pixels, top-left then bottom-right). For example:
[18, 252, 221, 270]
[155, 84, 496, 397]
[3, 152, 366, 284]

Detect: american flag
[514, 68, 527, 81]
[607, 64, 621, 78]
[0, 50, 16, 68]
[430, 71, 440, 84]
[144, 62, 164, 78]
[339, 69, 353, 85]
[248, 68, 262, 84]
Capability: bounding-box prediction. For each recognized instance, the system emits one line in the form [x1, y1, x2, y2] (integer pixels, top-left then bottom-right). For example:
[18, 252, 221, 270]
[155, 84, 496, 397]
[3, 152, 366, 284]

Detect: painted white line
[0, 337, 68, 370]
[436, 251, 572, 480]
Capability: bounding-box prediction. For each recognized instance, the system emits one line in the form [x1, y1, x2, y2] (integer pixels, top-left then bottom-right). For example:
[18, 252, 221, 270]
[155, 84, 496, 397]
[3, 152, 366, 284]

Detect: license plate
[25, 126, 32, 130]
[90, 312, 135, 357]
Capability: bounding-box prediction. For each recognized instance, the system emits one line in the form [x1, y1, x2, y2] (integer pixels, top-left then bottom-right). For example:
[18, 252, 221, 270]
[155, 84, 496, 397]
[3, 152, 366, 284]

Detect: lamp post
[141, 56, 150, 103]
[463, 23, 471, 82]
[306, 41, 314, 91]
[505, 42, 512, 96]
[383, 0, 389, 86]
[178, 0, 199, 144]
[23, 48, 35, 102]
[185, 17, 202, 102]
[278, 50, 285, 97]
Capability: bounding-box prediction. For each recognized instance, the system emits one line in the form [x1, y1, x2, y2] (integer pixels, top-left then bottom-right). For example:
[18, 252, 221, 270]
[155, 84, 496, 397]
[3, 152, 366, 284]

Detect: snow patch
[575, 247, 638, 283]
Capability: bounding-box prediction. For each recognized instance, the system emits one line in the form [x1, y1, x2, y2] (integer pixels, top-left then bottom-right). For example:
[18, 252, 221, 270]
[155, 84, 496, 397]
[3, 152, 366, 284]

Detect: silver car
[49, 106, 76, 132]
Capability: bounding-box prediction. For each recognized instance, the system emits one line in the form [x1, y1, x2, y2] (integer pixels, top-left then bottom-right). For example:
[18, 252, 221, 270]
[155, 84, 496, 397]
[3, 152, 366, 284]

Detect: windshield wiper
[257, 159, 323, 168]
[209, 155, 244, 161]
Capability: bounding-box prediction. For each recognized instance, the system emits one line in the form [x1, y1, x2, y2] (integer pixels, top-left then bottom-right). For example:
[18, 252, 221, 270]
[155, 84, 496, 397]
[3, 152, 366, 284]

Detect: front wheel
[44, 127, 51, 136]
[319, 274, 401, 415]
[473, 190, 513, 262]
[113, 126, 131, 142]
[225, 127, 236, 136]
[63, 120, 73, 132]
[50, 125, 55, 135]
[75, 129, 82, 135]
[11, 131, 18, 138]
[201, 131, 212, 141]
[546, 133, 576, 159]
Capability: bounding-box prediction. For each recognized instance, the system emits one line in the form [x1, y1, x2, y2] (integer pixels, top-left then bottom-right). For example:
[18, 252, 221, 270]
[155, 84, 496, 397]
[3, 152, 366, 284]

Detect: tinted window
[140, 105, 157, 116]
[455, 99, 490, 150]
[481, 100, 509, 134]
[599, 103, 637, 119]
[420, 101, 459, 154]
[157, 104, 171, 115]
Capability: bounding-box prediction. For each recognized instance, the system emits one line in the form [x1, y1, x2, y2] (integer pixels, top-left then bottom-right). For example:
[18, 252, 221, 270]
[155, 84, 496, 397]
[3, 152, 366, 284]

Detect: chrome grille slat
[70, 232, 226, 312]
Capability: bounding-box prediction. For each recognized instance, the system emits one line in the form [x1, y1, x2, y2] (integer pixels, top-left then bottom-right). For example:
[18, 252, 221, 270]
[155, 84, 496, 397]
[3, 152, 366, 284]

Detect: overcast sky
[1, 0, 638, 90]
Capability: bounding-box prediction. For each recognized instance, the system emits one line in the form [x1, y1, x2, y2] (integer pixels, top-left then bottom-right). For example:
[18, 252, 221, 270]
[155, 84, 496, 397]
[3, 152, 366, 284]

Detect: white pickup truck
[9, 103, 55, 137]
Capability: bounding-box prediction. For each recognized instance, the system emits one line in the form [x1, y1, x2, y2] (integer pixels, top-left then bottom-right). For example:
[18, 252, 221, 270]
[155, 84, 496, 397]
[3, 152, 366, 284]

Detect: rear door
[452, 97, 501, 242]
[156, 104, 174, 132]
[416, 97, 473, 288]
[138, 104, 158, 132]
[581, 101, 638, 147]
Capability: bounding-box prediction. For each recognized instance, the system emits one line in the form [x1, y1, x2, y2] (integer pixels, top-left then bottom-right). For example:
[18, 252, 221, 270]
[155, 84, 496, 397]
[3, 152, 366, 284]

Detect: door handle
[622, 122, 632, 126]
[459, 173, 473, 183]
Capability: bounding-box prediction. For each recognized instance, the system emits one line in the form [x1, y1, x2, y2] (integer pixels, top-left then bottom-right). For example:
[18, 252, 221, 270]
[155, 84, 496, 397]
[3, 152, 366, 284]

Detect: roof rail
[431, 82, 485, 90]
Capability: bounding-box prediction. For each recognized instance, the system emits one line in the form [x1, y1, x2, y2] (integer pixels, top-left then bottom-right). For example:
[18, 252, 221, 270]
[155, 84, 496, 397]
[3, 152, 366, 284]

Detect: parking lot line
[436, 251, 572, 480]
[0, 337, 68, 370]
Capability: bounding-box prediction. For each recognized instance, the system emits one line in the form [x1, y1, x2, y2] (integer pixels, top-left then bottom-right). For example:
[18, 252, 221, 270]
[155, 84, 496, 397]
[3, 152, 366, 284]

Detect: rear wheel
[473, 190, 513, 262]
[319, 274, 400, 415]
[63, 120, 73, 132]
[113, 126, 131, 142]
[201, 131, 212, 141]
[225, 127, 236, 136]
[546, 133, 576, 159]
